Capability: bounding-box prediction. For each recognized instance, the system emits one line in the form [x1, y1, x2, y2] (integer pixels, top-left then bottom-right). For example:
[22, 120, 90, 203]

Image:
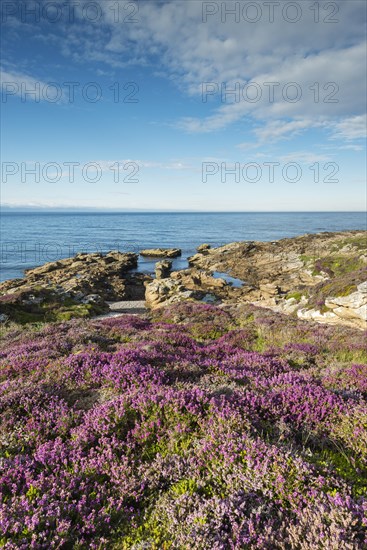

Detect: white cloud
[94, 160, 193, 171]
[3, 0, 366, 143]
[337, 144, 364, 152]
[0, 68, 66, 103]
[330, 115, 367, 140]
[254, 119, 318, 141]
[1, 69, 45, 102]
[176, 41, 366, 135]
[99, 1, 365, 143]
[279, 151, 333, 164]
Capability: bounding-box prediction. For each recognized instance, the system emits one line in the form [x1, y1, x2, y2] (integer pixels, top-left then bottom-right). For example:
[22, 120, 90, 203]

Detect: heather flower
[0, 302, 365, 547]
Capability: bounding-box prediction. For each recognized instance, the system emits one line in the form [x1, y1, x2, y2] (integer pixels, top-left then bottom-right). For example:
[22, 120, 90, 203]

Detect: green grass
[304, 261, 366, 312]
[312, 256, 365, 277]
[332, 235, 367, 252]
[300, 254, 314, 264]
[311, 448, 367, 498]
[285, 291, 304, 302]
[54, 304, 94, 321]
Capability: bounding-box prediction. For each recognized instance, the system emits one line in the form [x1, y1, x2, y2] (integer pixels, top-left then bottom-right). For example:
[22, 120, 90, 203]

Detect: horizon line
[1, 208, 366, 214]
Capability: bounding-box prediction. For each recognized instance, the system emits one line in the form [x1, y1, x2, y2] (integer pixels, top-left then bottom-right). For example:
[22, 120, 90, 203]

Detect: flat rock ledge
[140, 248, 182, 258]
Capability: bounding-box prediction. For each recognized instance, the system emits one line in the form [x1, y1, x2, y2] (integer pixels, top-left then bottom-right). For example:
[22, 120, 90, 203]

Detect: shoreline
[1, 227, 366, 285]
[1, 229, 366, 330]
[2, 211, 366, 282]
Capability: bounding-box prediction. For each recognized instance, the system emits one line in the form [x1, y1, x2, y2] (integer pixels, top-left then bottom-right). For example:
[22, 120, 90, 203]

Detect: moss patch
[307, 268, 366, 311]
[286, 291, 304, 302]
[332, 235, 367, 252]
[312, 255, 365, 277]
[0, 288, 107, 325]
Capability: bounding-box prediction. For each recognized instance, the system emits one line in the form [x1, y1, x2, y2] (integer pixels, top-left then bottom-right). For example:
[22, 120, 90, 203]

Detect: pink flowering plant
[0, 303, 366, 548]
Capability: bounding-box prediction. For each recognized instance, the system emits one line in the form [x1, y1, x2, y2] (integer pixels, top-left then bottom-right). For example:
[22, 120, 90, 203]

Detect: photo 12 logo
[202, 161, 339, 183]
[1, 1, 140, 24]
[202, 81, 339, 104]
[202, 2, 340, 24]
[1, 81, 139, 104]
[1, 161, 140, 184]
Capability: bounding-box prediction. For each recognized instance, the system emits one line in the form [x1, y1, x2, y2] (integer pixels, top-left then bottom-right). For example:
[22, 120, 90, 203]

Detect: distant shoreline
[1, 208, 366, 214]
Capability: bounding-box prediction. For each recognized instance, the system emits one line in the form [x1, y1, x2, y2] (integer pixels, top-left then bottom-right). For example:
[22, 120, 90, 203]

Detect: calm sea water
[1, 211, 366, 282]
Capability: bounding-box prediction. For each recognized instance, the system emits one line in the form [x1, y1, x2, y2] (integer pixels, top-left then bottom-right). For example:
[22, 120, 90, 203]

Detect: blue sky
[1, 0, 366, 211]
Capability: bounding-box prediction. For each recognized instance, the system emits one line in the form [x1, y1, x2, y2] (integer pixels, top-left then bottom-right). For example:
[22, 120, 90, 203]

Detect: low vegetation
[0, 302, 366, 548]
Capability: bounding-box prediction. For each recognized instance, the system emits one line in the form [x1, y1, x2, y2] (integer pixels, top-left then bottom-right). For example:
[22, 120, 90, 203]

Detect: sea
[1, 211, 366, 282]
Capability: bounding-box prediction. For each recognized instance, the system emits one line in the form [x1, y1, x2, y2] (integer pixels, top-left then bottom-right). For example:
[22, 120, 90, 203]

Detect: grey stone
[81, 294, 104, 305]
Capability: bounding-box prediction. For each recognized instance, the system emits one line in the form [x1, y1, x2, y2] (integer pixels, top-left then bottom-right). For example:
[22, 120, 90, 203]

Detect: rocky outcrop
[146, 231, 367, 330]
[189, 231, 366, 291]
[0, 251, 147, 300]
[2, 231, 366, 329]
[145, 268, 242, 310]
[145, 278, 205, 310]
[296, 281, 367, 329]
[325, 281, 367, 321]
[140, 248, 181, 258]
[171, 269, 227, 292]
[0, 286, 110, 324]
[0, 251, 151, 324]
[196, 243, 211, 254]
[155, 260, 172, 280]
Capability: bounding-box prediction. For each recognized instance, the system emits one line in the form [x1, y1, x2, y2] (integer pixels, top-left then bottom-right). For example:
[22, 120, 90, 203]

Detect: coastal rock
[145, 269, 237, 310]
[196, 243, 211, 254]
[0, 251, 151, 324]
[295, 281, 367, 330]
[0, 286, 109, 324]
[2, 232, 366, 330]
[325, 281, 367, 310]
[185, 231, 367, 330]
[202, 293, 221, 304]
[145, 278, 204, 310]
[259, 283, 281, 298]
[14, 251, 139, 300]
[155, 260, 172, 280]
[140, 248, 181, 258]
[323, 281, 367, 328]
[171, 269, 228, 290]
[297, 308, 338, 324]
